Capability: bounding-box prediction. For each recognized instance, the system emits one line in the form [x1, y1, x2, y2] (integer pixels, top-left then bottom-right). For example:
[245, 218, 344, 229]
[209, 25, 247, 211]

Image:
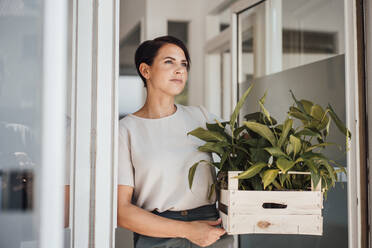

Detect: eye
[165, 60, 173, 64]
[181, 63, 188, 67]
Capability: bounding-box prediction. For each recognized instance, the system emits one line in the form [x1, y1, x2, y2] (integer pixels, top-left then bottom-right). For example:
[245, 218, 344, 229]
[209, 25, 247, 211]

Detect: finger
[215, 227, 226, 236]
[208, 218, 222, 226]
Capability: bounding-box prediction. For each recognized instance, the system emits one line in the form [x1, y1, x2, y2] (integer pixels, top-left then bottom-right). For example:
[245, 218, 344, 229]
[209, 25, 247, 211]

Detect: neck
[141, 95, 177, 119]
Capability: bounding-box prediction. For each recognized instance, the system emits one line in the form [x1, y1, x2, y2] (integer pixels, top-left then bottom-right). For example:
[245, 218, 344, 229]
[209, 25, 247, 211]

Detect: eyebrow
[163, 56, 188, 63]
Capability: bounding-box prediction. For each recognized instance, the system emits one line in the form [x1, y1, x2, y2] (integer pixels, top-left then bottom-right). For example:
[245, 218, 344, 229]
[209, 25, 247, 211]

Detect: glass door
[234, 0, 348, 247]
[0, 1, 68, 247]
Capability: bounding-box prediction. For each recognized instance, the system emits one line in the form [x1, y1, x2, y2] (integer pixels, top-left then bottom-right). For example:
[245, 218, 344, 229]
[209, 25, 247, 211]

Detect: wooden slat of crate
[220, 213, 323, 235]
[220, 189, 323, 215]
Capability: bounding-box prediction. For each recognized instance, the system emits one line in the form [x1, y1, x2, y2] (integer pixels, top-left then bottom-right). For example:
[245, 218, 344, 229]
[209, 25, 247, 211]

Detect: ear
[139, 63, 151, 79]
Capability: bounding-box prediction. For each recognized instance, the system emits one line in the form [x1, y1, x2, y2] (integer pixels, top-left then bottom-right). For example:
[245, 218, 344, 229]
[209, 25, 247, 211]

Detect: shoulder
[178, 104, 206, 119]
[118, 115, 137, 135]
[179, 104, 223, 124]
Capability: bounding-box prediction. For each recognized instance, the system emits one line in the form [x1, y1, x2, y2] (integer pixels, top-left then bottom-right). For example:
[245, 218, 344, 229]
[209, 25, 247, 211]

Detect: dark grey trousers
[133, 204, 234, 248]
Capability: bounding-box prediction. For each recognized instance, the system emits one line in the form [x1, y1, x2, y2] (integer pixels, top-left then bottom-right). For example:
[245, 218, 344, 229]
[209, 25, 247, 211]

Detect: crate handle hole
[262, 202, 287, 209]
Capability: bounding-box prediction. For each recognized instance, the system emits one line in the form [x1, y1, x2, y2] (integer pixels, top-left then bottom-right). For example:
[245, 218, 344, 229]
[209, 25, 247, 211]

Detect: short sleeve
[118, 125, 135, 187]
[198, 105, 226, 123]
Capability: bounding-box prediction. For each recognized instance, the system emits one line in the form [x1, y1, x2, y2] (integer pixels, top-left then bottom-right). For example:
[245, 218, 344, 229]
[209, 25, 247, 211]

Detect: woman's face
[141, 43, 188, 96]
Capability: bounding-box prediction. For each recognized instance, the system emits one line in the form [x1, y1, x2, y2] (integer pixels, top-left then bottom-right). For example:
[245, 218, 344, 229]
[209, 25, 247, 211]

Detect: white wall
[119, 0, 146, 41]
[118, 76, 145, 116]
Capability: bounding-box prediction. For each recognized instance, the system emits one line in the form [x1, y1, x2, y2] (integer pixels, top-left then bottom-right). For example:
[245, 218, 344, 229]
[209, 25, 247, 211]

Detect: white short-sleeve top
[118, 104, 222, 213]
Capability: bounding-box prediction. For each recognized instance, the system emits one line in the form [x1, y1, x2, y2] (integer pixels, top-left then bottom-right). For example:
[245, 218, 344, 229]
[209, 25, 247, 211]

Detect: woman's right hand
[184, 218, 226, 247]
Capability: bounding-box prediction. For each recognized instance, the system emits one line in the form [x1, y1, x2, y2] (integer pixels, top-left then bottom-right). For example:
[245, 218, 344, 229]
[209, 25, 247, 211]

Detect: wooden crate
[218, 171, 323, 235]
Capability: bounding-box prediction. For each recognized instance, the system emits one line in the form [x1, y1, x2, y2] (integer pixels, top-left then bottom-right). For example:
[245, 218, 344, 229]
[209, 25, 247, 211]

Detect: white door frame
[70, 0, 119, 247]
[230, 0, 363, 247]
[364, 0, 372, 246]
[40, 1, 68, 248]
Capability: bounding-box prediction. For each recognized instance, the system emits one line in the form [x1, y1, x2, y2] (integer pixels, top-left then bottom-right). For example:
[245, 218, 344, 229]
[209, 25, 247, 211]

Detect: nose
[175, 66, 185, 75]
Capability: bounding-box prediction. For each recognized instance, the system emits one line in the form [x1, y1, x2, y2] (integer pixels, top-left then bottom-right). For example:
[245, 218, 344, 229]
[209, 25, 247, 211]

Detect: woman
[117, 36, 234, 248]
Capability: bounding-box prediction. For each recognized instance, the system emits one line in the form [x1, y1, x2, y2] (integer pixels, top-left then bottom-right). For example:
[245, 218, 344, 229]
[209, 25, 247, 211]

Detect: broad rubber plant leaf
[276, 157, 295, 174]
[278, 118, 293, 148]
[306, 159, 321, 190]
[295, 128, 322, 139]
[300, 99, 314, 115]
[262, 169, 280, 189]
[197, 142, 225, 155]
[235, 162, 267, 179]
[289, 135, 302, 158]
[187, 127, 227, 142]
[244, 121, 277, 146]
[264, 147, 290, 159]
[289, 90, 312, 120]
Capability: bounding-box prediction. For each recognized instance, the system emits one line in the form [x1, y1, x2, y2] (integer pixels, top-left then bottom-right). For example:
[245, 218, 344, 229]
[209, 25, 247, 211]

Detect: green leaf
[233, 126, 246, 138]
[244, 121, 277, 146]
[305, 142, 338, 152]
[289, 135, 301, 158]
[300, 99, 314, 115]
[215, 119, 228, 129]
[249, 148, 271, 163]
[288, 107, 312, 121]
[219, 152, 228, 170]
[262, 169, 279, 189]
[264, 147, 290, 159]
[306, 159, 321, 189]
[230, 84, 254, 132]
[188, 161, 200, 189]
[295, 128, 322, 139]
[187, 127, 227, 142]
[320, 159, 336, 187]
[244, 112, 278, 125]
[323, 116, 332, 138]
[206, 122, 228, 133]
[260, 90, 267, 105]
[272, 180, 284, 190]
[289, 90, 312, 119]
[286, 143, 294, 156]
[278, 119, 293, 148]
[327, 104, 352, 138]
[279, 173, 287, 187]
[198, 142, 224, 155]
[276, 157, 295, 174]
[259, 91, 273, 124]
[188, 160, 214, 189]
[310, 104, 325, 121]
[235, 162, 267, 179]
[208, 183, 215, 200]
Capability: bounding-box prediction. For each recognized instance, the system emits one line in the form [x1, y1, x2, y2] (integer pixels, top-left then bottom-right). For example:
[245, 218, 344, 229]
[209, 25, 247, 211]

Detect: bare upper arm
[117, 185, 134, 208]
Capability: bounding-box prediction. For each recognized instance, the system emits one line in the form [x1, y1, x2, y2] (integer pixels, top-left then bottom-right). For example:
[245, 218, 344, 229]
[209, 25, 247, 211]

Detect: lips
[170, 79, 183, 83]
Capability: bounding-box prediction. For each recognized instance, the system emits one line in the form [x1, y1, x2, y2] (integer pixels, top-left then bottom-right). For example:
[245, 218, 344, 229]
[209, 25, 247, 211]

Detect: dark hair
[134, 35, 191, 87]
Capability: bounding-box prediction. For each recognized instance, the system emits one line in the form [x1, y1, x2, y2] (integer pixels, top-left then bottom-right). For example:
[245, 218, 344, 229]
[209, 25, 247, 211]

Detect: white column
[40, 0, 68, 248]
[366, 0, 372, 247]
[95, 0, 119, 247]
[344, 0, 362, 247]
[265, 0, 282, 74]
[73, 0, 93, 247]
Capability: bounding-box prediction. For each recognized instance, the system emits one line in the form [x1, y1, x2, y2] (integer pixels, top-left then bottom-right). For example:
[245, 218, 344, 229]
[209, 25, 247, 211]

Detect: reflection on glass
[237, 0, 347, 247]
[0, 0, 43, 247]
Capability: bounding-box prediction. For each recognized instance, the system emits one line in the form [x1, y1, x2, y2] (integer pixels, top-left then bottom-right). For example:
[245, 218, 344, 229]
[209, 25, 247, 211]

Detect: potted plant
[187, 84, 350, 235]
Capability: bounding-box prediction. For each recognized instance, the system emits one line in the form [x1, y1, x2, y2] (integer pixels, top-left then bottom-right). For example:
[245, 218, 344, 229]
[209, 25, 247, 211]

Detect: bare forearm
[118, 204, 190, 238]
